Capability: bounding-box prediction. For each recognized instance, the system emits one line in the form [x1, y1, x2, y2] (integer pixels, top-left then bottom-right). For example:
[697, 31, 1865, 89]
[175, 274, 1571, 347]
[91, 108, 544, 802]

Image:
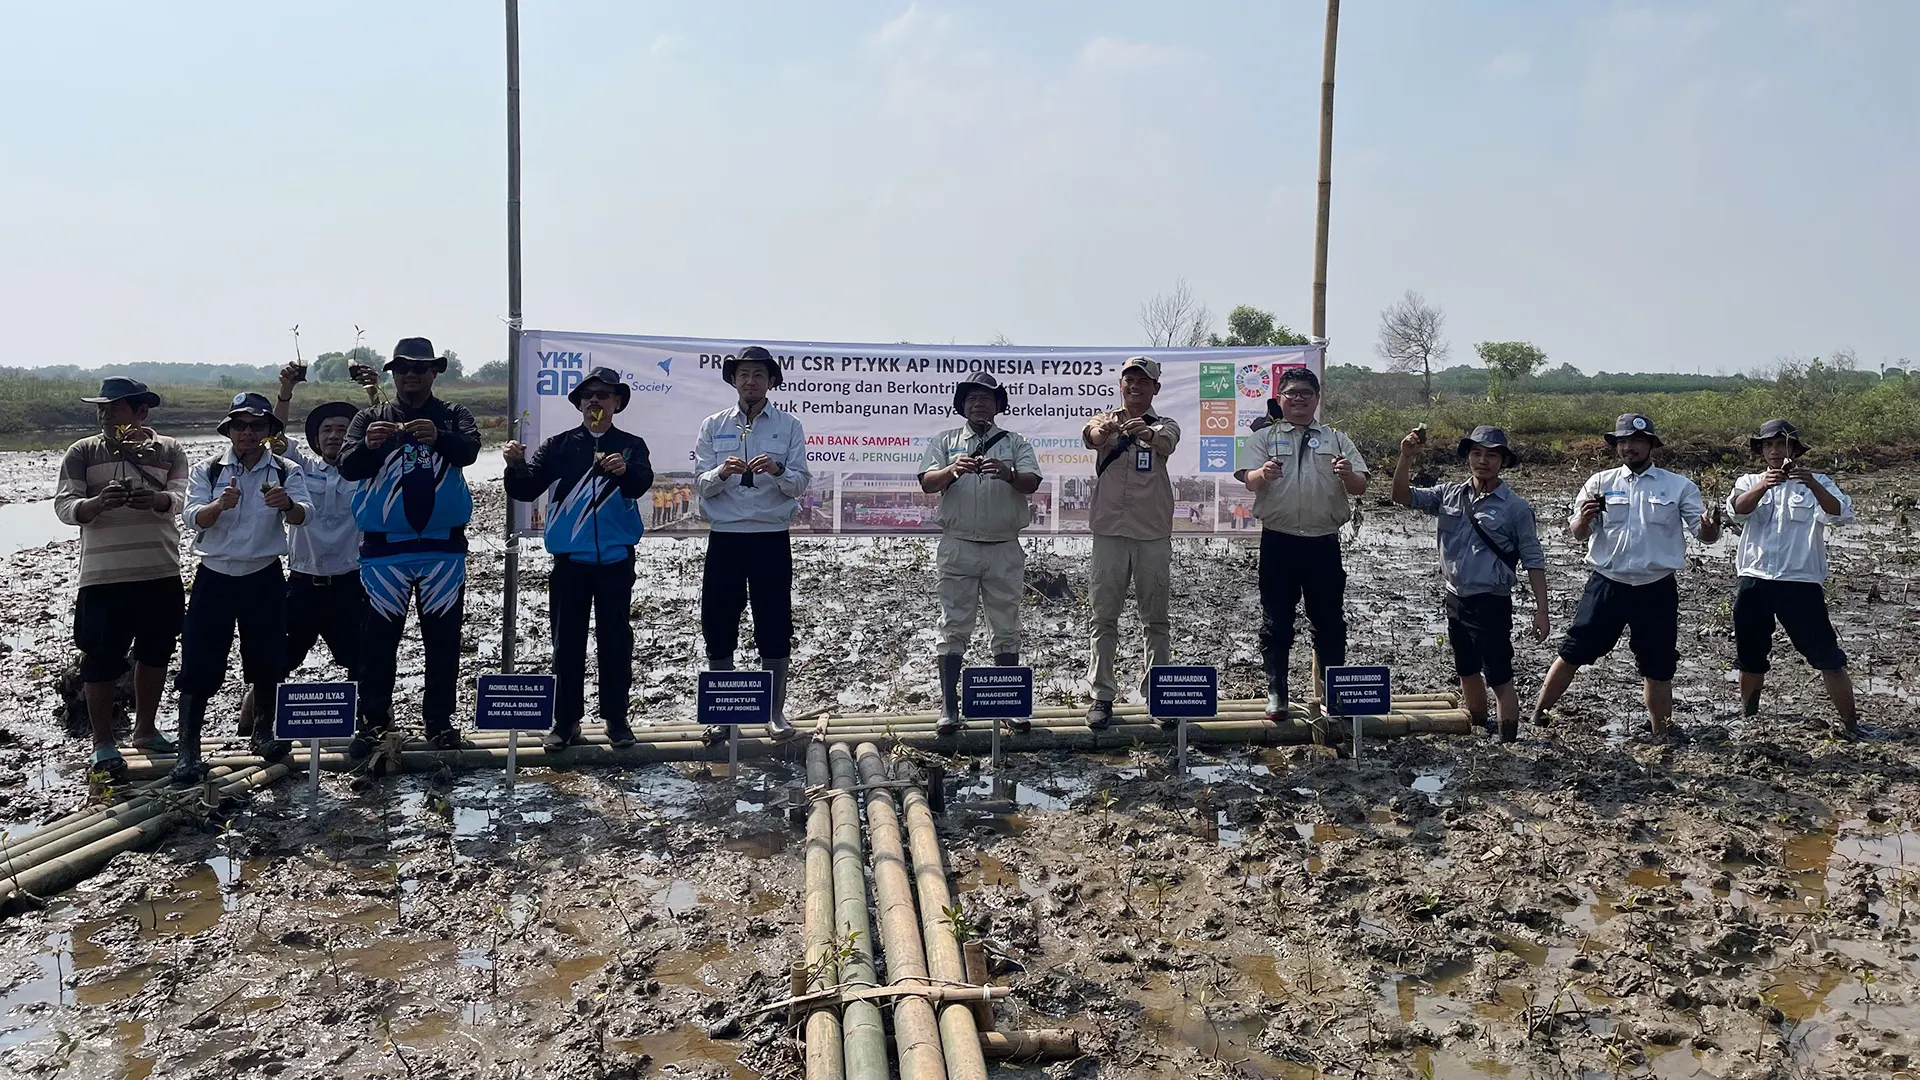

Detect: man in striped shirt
[53, 378, 191, 780]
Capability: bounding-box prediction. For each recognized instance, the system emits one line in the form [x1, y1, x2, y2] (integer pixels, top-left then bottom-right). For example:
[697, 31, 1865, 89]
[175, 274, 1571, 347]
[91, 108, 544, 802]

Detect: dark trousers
[359, 554, 466, 732]
[176, 563, 286, 703]
[1444, 591, 1515, 689]
[1258, 529, 1347, 701]
[284, 571, 367, 682]
[1557, 572, 1679, 681]
[701, 530, 794, 661]
[1733, 576, 1846, 674]
[551, 554, 636, 726]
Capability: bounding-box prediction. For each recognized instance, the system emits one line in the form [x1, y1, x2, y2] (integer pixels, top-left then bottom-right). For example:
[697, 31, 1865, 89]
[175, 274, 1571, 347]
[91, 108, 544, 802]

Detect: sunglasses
[580, 389, 618, 400]
[391, 360, 436, 374]
[231, 420, 271, 433]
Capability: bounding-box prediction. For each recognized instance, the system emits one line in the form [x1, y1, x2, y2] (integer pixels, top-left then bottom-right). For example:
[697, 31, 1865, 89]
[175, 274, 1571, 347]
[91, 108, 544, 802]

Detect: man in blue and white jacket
[337, 336, 480, 755]
[694, 346, 810, 741]
[505, 367, 656, 751]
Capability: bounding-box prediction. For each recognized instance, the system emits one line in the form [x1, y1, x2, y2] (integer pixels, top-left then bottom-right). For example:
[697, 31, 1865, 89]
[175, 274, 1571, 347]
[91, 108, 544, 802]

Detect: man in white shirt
[694, 346, 811, 741]
[173, 394, 313, 781]
[1531, 413, 1719, 739]
[1724, 419, 1858, 735]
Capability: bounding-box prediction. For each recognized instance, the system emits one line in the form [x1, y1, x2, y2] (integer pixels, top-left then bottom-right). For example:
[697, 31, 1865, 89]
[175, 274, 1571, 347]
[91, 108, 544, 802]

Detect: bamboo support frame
[826, 744, 888, 1080]
[801, 744, 844, 1080]
[853, 742, 947, 1080]
[896, 755, 989, 1080]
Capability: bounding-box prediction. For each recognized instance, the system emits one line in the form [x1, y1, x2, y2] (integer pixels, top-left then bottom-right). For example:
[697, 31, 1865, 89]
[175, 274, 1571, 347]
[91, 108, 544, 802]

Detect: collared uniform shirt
[1725, 472, 1853, 583]
[1409, 480, 1547, 597]
[694, 403, 811, 532]
[183, 449, 313, 577]
[1083, 410, 1181, 541]
[1569, 465, 1706, 586]
[281, 439, 362, 577]
[917, 424, 1042, 542]
[1237, 421, 1367, 537]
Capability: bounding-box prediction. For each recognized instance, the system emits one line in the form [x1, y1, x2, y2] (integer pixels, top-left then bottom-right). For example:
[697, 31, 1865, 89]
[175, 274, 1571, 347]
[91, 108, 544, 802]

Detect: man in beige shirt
[918, 373, 1042, 735]
[1081, 356, 1181, 729]
[1233, 367, 1367, 719]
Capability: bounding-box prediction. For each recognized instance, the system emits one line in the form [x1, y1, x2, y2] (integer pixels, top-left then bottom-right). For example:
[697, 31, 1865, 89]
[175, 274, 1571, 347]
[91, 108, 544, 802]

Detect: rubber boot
[766, 658, 796, 742]
[701, 654, 735, 746]
[937, 653, 964, 735]
[170, 694, 211, 785]
[993, 652, 1030, 733]
[348, 711, 392, 761]
[249, 683, 292, 762]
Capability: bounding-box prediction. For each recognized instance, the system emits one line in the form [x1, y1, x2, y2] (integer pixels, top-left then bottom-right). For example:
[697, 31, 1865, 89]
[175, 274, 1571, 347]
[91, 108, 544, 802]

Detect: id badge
[1134, 448, 1153, 472]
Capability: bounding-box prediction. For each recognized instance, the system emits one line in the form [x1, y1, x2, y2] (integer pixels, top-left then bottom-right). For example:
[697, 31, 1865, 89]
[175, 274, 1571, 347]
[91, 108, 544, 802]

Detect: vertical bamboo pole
[894, 757, 989, 1080]
[1310, 0, 1340, 341]
[854, 743, 949, 1080]
[802, 745, 844, 1080]
[826, 744, 888, 1079]
[501, 0, 524, 672]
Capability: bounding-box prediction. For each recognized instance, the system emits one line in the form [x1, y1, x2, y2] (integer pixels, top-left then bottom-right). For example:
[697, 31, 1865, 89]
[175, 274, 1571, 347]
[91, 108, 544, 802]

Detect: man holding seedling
[54, 378, 193, 780]
[1081, 356, 1180, 731]
[1233, 367, 1368, 722]
[1392, 425, 1549, 743]
[1724, 419, 1859, 736]
[1531, 413, 1719, 739]
[695, 346, 810, 742]
[505, 366, 656, 751]
[171, 393, 312, 782]
[338, 337, 481, 757]
[919, 372, 1043, 736]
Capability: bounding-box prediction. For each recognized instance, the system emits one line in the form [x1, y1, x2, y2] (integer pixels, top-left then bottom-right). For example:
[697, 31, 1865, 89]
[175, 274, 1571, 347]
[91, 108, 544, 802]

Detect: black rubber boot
[248, 683, 292, 762]
[348, 712, 392, 760]
[937, 653, 964, 735]
[767, 658, 796, 742]
[993, 653, 1031, 733]
[170, 694, 211, 785]
[543, 722, 582, 753]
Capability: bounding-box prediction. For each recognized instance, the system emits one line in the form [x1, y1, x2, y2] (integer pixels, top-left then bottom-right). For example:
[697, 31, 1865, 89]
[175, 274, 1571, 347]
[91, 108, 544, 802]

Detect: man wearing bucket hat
[1232, 366, 1368, 724]
[338, 337, 482, 756]
[505, 366, 657, 750]
[918, 372, 1043, 735]
[170, 393, 313, 781]
[694, 346, 811, 741]
[1391, 425, 1550, 742]
[1080, 356, 1180, 730]
[1531, 413, 1719, 739]
[1724, 419, 1859, 735]
[54, 378, 193, 779]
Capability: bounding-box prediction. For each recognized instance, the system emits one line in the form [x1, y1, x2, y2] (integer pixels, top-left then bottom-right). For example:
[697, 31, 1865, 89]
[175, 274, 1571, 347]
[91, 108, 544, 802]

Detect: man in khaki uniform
[918, 373, 1043, 735]
[1232, 367, 1368, 719]
[1081, 356, 1181, 729]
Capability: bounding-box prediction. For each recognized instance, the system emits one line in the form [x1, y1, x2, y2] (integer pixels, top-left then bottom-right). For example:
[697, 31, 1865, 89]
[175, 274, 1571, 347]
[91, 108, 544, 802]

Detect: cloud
[1481, 49, 1532, 81]
[1077, 36, 1196, 74]
[871, 4, 952, 49]
[648, 33, 688, 58]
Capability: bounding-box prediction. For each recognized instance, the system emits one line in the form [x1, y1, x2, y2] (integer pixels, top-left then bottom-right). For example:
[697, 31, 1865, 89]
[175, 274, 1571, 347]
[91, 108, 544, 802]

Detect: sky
[1, 1, 1914, 377]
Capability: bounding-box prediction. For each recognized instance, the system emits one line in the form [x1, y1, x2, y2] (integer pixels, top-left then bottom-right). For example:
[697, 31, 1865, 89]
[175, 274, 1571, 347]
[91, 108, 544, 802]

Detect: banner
[512, 332, 1322, 537]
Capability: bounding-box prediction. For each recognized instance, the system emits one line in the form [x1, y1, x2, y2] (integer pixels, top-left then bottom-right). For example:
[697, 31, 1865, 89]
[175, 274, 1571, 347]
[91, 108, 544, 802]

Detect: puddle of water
[655, 879, 703, 916]
[615, 1025, 758, 1078]
[722, 829, 791, 859]
[0, 499, 77, 561]
[1294, 822, 1355, 844]
[0, 931, 68, 1050]
[1411, 768, 1451, 795]
[1130, 972, 1310, 1078]
[654, 939, 736, 993]
[524, 955, 607, 1000]
[1228, 953, 1287, 999]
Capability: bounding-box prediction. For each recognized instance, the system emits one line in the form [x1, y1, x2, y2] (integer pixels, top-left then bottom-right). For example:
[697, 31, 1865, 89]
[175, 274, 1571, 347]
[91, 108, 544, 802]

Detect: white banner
[513, 332, 1323, 537]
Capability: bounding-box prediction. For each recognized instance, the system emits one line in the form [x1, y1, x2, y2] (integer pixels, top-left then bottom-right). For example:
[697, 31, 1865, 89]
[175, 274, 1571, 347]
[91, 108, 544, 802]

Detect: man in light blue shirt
[1725, 419, 1858, 735]
[694, 346, 811, 740]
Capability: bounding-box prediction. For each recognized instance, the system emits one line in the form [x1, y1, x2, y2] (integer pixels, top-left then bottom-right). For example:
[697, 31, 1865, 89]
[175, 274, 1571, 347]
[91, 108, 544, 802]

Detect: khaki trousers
[1087, 534, 1172, 701]
[936, 535, 1025, 657]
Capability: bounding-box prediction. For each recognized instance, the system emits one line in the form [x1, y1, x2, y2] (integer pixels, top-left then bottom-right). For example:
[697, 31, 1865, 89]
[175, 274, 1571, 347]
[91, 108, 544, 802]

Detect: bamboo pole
[854, 742, 947, 1080]
[0, 764, 290, 914]
[0, 765, 271, 883]
[895, 756, 989, 1080]
[826, 744, 888, 1080]
[980, 1030, 1079, 1061]
[1311, 0, 1339, 340]
[802, 745, 844, 1080]
[0, 771, 209, 866]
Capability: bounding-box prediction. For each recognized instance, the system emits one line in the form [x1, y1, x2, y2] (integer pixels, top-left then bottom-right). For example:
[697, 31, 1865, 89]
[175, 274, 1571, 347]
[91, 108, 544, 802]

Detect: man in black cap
[171, 394, 313, 781]
[1531, 413, 1719, 739]
[1392, 425, 1549, 742]
[917, 372, 1042, 735]
[1725, 419, 1859, 734]
[54, 378, 192, 779]
[694, 346, 810, 740]
[505, 367, 656, 750]
[338, 337, 481, 755]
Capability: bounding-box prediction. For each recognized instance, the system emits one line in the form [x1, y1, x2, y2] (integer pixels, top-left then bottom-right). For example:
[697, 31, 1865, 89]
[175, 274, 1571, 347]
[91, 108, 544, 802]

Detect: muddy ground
[0, 446, 1916, 1080]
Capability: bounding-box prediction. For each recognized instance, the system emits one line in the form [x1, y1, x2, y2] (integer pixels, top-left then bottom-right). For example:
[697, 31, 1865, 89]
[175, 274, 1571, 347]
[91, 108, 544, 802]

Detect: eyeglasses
[232, 420, 271, 433]
[1279, 389, 1318, 401]
[391, 360, 436, 374]
[581, 389, 617, 400]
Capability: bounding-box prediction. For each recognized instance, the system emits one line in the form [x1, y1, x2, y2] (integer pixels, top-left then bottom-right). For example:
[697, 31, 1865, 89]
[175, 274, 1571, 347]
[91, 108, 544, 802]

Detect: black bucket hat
[1457, 425, 1518, 467]
[568, 366, 632, 411]
[1748, 418, 1809, 458]
[80, 376, 162, 409]
[217, 392, 285, 437]
[723, 345, 783, 389]
[385, 337, 448, 374]
[952, 372, 1010, 415]
[304, 401, 359, 448]
[1603, 412, 1662, 448]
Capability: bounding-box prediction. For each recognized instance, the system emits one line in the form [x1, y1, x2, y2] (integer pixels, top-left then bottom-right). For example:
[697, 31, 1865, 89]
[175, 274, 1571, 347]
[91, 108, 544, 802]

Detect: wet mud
[0, 447, 1917, 1078]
